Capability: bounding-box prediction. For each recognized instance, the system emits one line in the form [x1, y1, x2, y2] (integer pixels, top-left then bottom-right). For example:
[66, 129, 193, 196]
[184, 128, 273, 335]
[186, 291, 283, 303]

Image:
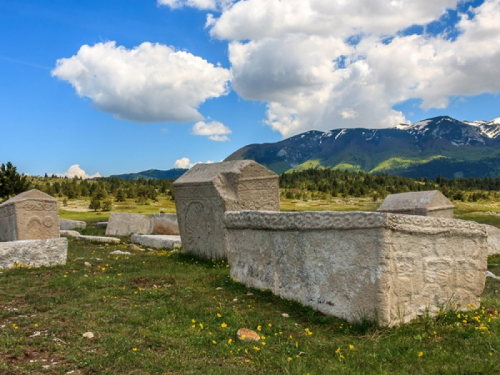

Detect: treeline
[279, 169, 495, 201]
[30, 176, 174, 206]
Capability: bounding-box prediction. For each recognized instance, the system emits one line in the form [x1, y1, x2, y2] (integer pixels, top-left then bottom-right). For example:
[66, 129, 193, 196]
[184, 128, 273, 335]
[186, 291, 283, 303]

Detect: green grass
[1, 240, 499, 374]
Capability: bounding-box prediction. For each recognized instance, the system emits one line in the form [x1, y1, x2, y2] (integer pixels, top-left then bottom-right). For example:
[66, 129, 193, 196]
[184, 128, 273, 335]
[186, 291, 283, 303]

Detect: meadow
[0, 195, 499, 374]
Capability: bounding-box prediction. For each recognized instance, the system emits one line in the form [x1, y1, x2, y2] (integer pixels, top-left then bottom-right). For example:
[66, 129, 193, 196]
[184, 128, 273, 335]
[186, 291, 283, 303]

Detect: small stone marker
[173, 160, 279, 260]
[0, 189, 59, 241]
[377, 190, 454, 218]
[105, 212, 152, 236]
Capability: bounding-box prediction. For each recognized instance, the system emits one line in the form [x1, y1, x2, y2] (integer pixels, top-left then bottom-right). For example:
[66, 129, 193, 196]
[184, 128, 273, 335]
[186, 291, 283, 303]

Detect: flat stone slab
[224, 210, 488, 327]
[76, 235, 121, 244]
[485, 224, 500, 255]
[60, 230, 81, 238]
[59, 219, 86, 230]
[131, 234, 181, 249]
[0, 237, 68, 269]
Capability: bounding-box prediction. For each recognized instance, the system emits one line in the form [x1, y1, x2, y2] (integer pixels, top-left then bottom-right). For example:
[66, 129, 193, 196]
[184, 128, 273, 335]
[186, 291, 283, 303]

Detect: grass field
[1, 196, 498, 373]
[1, 240, 499, 374]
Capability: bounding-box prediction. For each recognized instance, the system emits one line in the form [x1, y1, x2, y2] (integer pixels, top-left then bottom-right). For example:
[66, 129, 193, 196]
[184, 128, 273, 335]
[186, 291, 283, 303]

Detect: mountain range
[225, 116, 500, 178]
[111, 168, 188, 180]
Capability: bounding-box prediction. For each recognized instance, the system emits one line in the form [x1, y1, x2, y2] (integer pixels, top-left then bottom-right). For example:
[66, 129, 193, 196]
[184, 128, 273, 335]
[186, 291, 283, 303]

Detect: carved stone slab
[0, 189, 59, 241]
[59, 219, 86, 230]
[223, 210, 488, 327]
[377, 190, 454, 218]
[173, 161, 279, 260]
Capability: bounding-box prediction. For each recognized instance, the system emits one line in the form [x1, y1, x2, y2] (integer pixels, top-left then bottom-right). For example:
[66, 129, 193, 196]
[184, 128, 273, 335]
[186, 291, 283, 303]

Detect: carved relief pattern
[18, 201, 56, 211]
[224, 211, 486, 233]
[184, 201, 211, 251]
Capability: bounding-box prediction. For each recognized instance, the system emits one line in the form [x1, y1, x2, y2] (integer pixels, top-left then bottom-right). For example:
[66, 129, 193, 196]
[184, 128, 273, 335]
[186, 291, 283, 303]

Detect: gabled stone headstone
[0, 189, 59, 241]
[377, 190, 454, 218]
[173, 160, 279, 260]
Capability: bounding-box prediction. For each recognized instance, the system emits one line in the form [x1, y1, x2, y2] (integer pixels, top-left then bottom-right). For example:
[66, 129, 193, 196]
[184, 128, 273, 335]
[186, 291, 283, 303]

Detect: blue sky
[1, 0, 499, 177]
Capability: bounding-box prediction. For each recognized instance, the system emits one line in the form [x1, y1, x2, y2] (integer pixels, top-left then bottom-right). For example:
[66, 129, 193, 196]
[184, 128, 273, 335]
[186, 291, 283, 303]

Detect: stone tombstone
[377, 190, 454, 218]
[224, 210, 488, 327]
[105, 212, 152, 236]
[150, 213, 179, 235]
[0, 189, 59, 241]
[173, 160, 279, 260]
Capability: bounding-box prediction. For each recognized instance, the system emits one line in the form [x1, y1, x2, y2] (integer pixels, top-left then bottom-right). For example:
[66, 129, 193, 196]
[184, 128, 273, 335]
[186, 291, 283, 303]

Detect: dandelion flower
[418, 352, 424, 357]
[212, 340, 217, 344]
[335, 347, 341, 354]
[221, 322, 227, 328]
[132, 348, 138, 352]
[228, 339, 233, 344]
[257, 325, 262, 331]
[349, 345, 355, 350]
[217, 313, 222, 318]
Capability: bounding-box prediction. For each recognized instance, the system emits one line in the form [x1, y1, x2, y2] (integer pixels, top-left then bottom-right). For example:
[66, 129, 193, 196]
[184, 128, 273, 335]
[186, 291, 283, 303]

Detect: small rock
[246, 292, 253, 296]
[282, 313, 290, 318]
[127, 244, 143, 252]
[110, 250, 131, 255]
[82, 332, 94, 339]
[84, 262, 92, 268]
[216, 287, 223, 291]
[237, 328, 260, 342]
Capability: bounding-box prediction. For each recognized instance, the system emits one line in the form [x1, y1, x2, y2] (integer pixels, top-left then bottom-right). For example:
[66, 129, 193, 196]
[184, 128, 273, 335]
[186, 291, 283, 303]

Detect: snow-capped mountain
[225, 116, 500, 178]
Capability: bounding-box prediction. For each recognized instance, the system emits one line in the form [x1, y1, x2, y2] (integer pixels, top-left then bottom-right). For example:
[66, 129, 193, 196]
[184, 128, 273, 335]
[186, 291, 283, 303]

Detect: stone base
[224, 211, 488, 327]
[0, 237, 68, 269]
[131, 234, 182, 249]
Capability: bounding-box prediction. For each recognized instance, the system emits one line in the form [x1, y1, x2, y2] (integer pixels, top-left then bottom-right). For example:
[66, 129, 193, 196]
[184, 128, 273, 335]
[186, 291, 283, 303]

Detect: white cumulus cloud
[57, 165, 101, 179]
[203, 0, 500, 137]
[192, 120, 232, 141]
[174, 157, 194, 169]
[174, 158, 215, 168]
[52, 41, 231, 123]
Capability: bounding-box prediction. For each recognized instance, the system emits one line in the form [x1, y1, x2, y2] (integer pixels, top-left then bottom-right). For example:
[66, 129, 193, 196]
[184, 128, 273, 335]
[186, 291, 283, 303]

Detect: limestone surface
[377, 190, 454, 217]
[60, 219, 86, 230]
[173, 160, 279, 260]
[0, 237, 68, 269]
[484, 224, 500, 255]
[0, 189, 59, 241]
[131, 234, 181, 249]
[105, 212, 152, 236]
[150, 213, 179, 235]
[224, 210, 488, 327]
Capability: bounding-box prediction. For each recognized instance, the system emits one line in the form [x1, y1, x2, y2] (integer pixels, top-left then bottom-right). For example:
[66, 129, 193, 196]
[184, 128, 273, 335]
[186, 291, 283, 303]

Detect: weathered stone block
[59, 219, 86, 230]
[0, 189, 59, 241]
[484, 224, 500, 255]
[377, 190, 454, 218]
[173, 161, 279, 260]
[0, 237, 68, 269]
[150, 213, 179, 235]
[105, 212, 152, 236]
[131, 234, 181, 249]
[224, 211, 487, 326]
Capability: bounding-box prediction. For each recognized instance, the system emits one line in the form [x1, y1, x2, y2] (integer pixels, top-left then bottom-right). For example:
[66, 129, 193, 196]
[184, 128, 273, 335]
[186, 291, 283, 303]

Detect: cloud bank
[52, 42, 231, 123]
[57, 165, 101, 179]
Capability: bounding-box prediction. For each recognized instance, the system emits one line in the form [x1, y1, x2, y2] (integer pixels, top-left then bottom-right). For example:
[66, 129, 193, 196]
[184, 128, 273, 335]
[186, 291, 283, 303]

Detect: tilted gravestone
[377, 190, 454, 218]
[105, 212, 152, 236]
[173, 160, 279, 260]
[150, 213, 179, 235]
[0, 189, 60, 241]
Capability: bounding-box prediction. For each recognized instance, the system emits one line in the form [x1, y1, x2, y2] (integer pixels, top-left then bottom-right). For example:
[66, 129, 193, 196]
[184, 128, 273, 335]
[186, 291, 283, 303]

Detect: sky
[1, 0, 500, 178]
